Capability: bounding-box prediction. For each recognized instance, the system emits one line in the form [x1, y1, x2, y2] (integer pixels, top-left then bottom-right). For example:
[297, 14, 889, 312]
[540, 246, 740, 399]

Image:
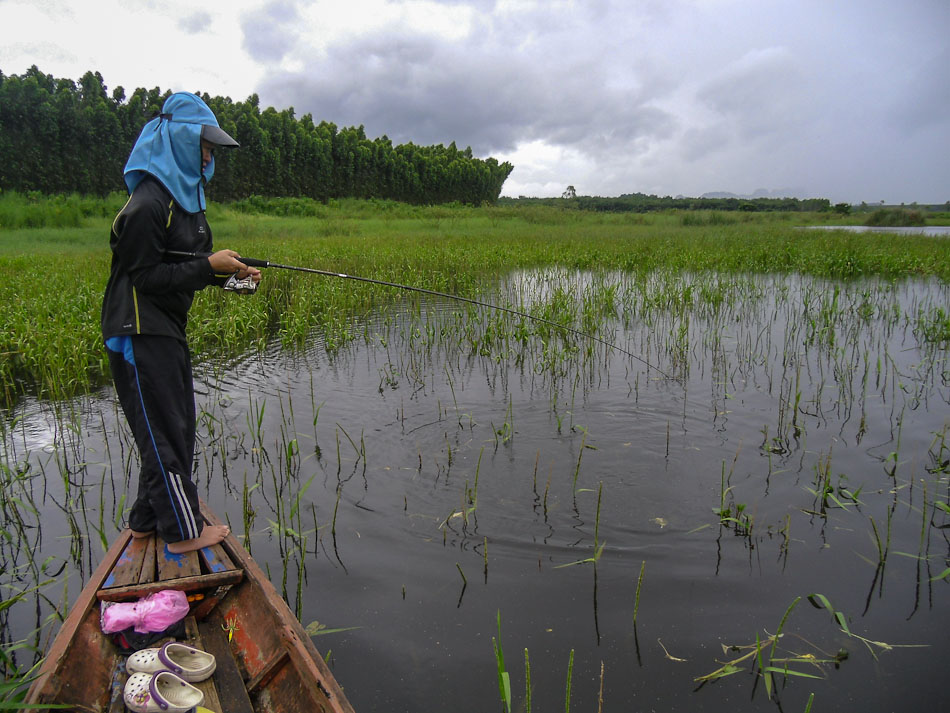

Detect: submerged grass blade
[524, 649, 532, 713]
[807, 592, 850, 634]
[757, 632, 772, 699]
[769, 595, 801, 665]
[564, 648, 574, 713]
[633, 560, 646, 628]
[493, 611, 511, 713]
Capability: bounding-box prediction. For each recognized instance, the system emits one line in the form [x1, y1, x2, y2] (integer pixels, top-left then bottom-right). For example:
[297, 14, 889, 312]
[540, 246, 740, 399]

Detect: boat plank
[156, 536, 202, 580]
[197, 617, 255, 713]
[96, 568, 244, 602]
[274, 623, 343, 713]
[102, 535, 149, 589]
[189, 581, 239, 620]
[105, 658, 128, 713]
[200, 542, 236, 573]
[138, 533, 157, 583]
[188, 543, 243, 618]
[246, 647, 289, 694]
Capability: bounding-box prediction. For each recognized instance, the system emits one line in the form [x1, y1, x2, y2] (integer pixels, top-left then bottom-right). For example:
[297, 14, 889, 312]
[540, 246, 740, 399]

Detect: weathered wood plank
[138, 532, 157, 583]
[101, 535, 149, 589]
[246, 647, 289, 694]
[96, 568, 244, 602]
[197, 617, 256, 713]
[187, 542, 243, 619]
[105, 657, 128, 713]
[200, 542, 236, 573]
[156, 536, 202, 580]
[189, 581, 241, 621]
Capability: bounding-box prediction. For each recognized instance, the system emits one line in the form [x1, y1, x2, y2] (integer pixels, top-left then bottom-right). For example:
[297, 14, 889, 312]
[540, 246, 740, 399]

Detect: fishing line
[169, 250, 670, 378]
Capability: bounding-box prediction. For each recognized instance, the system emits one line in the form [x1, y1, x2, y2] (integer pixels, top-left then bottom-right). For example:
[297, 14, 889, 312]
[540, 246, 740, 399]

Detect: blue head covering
[123, 92, 234, 213]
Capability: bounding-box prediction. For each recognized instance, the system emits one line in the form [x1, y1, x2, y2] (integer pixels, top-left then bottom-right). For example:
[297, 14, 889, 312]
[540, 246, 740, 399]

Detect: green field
[1, 195, 948, 407]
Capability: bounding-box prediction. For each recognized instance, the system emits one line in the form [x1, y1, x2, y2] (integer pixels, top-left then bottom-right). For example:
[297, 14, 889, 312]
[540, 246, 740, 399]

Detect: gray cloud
[422, 0, 499, 8]
[258, 15, 675, 164]
[242, 0, 950, 202]
[698, 49, 807, 133]
[241, 0, 301, 63]
[889, 46, 950, 135]
[179, 11, 211, 34]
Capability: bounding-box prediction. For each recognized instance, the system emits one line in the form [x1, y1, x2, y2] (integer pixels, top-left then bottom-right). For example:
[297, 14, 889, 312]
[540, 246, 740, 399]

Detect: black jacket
[101, 176, 226, 343]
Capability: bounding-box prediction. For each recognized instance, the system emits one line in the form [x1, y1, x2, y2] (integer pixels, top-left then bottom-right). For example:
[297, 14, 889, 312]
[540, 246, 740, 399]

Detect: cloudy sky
[2, 0, 948, 203]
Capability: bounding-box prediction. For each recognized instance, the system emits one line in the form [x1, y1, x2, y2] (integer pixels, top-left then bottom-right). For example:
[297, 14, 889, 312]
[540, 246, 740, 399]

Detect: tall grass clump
[915, 307, 950, 348]
[0, 191, 126, 229]
[679, 210, 739, 227]
[864, 208, 926, 227]
[226, 195, 334, 217]
[0, 253, 111, 404]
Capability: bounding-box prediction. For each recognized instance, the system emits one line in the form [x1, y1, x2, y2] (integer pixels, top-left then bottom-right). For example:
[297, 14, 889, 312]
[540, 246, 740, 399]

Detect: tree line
[0, 66, 514, 206]
[500, 192, 832, 213]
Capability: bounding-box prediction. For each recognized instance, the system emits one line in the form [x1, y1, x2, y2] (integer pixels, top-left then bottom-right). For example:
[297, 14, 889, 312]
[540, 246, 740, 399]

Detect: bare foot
[166, 525, 230, 553]
[131, 529, 154, 539]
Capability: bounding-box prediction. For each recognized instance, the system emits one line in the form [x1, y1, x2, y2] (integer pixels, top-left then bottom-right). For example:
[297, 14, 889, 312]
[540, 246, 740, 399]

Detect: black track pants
[106, 334, 202, 543]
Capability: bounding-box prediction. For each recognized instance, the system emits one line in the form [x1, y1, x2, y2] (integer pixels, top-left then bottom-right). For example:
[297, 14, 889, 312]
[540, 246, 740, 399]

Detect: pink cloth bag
[100, 590, 189, 634]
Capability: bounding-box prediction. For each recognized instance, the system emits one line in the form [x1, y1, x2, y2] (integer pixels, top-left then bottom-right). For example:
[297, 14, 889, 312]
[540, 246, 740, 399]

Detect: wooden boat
[26, 504, 356, 713]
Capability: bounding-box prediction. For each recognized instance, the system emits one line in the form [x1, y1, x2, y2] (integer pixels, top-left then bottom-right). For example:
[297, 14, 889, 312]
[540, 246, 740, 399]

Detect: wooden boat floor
[105, 616, 253, 713]
[99, 534, 249, 713]
[98, 534, 243, 605]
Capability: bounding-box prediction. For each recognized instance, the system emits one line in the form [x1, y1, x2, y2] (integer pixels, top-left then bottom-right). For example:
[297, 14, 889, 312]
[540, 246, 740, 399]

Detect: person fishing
[101, 92, 260, 553]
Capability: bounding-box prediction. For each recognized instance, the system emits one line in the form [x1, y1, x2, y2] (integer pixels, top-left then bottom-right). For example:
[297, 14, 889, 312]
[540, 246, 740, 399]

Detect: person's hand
[208, 249, 262, 282]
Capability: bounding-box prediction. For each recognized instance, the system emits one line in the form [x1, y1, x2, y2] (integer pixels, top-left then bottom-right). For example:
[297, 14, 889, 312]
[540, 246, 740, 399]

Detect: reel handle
[234, 256, 269, 268]
[165, 250, 269, 268]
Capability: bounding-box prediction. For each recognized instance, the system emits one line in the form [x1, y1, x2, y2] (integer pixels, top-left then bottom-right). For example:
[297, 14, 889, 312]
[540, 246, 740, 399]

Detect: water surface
[804, 225, 950, 236]
[3, 269, 948, 712]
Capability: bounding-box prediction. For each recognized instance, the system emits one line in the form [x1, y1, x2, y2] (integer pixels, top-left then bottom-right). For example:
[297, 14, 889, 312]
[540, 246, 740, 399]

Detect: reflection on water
[2, 269, 948, 712]
[804, 225, 950, 236]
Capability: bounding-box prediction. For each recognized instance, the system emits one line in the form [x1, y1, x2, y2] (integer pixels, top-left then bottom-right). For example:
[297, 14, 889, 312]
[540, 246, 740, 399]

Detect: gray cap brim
[201, 124, 240, 148]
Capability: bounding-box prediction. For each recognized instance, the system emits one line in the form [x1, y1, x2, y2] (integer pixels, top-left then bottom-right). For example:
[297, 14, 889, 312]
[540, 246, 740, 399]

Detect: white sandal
[123, 671, 203, 713]
[126, 641, 216, 682]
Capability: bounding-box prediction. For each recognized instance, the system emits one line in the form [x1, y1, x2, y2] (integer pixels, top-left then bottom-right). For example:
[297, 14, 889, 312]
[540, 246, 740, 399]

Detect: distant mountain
[700, 191, 743, 199]
[700, 188, 804, 199]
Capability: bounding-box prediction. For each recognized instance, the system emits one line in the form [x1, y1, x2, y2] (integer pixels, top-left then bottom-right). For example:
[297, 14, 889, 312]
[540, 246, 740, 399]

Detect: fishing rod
[169, 250, 669, 377]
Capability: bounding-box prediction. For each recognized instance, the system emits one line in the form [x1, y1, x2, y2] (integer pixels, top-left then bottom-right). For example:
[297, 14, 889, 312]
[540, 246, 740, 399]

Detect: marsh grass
[864, 208, 926, 227]
[0, 655, 71, 710]
[695, 592, 894, 703]
[0, 192, 126, 230]
[2, 198, 950, 710]
[2, 202, 949, 407]
[492, 611, 578, 713]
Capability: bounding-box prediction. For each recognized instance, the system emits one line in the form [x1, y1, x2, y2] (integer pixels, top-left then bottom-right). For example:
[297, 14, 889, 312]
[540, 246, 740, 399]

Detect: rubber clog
[127, 641, 216, 682]
[123, 671, 204, 713]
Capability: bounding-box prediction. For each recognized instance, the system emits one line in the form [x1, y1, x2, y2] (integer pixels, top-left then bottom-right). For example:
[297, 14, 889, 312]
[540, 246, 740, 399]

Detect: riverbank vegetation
[864, 207, 928, 227]
[1, 196, 948, 407]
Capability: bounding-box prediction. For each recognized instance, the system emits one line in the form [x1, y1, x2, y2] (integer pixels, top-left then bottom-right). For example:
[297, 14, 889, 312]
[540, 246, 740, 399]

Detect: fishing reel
[223, 273, 258, 295]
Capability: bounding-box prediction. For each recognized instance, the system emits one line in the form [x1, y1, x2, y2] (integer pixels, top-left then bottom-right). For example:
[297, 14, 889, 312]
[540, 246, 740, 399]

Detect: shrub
[864, 208, 926, 227]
